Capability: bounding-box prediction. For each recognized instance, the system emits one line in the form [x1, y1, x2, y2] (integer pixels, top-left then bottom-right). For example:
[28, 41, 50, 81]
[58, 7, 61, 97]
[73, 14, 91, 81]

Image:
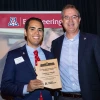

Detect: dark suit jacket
[51, 32, 100, 100]
[1, 45, 53, 100]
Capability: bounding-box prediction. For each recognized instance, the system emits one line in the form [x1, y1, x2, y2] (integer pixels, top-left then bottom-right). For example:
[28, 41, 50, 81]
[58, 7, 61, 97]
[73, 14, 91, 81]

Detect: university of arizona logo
[8, 17, 19, 26]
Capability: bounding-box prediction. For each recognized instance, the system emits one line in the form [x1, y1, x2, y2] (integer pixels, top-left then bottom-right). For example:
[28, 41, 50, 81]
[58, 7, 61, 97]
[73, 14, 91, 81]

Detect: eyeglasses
[63, 15, 79, 20]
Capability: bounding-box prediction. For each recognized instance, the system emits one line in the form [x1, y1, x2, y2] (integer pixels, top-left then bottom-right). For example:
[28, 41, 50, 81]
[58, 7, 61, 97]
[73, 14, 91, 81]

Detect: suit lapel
[41, 49, 49, 60]
[78, 32, 87, 67]
[20, 45, 36, 75]
[56, 35, 64, 64]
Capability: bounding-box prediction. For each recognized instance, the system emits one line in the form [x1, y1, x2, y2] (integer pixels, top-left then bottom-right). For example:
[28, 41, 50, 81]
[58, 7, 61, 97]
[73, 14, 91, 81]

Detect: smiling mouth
[33, 36, 39, 39]
[68, 23, 74, 26]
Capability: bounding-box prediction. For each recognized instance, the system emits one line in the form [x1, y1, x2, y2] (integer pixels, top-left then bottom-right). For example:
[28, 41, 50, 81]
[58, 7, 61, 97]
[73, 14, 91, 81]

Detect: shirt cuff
[23, 84, 29, 95]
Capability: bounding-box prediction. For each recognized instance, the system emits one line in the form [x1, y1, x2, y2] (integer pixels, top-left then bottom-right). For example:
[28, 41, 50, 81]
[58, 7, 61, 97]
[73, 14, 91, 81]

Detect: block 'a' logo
[8, 17, 19, 26]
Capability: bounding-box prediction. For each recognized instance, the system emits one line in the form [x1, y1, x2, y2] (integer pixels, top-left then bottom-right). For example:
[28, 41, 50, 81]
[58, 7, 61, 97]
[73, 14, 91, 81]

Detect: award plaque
[35, 59, 62, 89]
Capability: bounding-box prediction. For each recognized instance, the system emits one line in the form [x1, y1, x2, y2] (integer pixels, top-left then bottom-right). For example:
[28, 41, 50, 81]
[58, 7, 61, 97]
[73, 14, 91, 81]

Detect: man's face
[61, 8, 81, 34]
[24, 20, 43, 48]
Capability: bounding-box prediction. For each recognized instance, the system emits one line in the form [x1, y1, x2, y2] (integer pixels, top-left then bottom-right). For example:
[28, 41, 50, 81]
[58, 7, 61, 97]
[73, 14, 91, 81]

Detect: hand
[27, 79, 44, 92]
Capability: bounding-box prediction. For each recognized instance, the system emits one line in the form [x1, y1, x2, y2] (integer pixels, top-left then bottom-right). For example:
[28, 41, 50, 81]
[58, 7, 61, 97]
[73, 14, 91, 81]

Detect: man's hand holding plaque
[35, 59, 62, 89]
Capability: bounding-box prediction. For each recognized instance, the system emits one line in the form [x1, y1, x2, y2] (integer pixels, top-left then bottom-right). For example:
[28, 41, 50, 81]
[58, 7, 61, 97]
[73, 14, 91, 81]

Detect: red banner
[0, 12, 62, 28]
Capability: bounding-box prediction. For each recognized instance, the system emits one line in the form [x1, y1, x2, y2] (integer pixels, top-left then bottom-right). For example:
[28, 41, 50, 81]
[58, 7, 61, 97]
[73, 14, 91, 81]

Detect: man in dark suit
[1, 17, 53, 100]
[51, 4, 100, 100]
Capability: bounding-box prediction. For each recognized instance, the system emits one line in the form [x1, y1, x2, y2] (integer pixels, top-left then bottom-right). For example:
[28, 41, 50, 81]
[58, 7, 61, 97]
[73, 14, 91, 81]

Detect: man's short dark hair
[24, 17, 44, 31]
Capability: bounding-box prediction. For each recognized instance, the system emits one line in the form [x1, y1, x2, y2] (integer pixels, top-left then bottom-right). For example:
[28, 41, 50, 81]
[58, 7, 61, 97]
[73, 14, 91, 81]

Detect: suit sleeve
[1, 51, 24, 97]
[51, 40, 55, 55]
[94, 36, 100, 75]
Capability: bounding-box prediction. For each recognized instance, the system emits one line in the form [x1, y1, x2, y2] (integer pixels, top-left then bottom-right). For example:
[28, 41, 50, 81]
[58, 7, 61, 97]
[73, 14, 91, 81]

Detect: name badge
[14, 56, 24, 64]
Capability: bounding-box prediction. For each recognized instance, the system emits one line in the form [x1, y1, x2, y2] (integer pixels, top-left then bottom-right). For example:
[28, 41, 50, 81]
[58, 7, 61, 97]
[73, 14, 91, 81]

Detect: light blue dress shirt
[60, 32, 81, 92]
[23, 44, 46, 94]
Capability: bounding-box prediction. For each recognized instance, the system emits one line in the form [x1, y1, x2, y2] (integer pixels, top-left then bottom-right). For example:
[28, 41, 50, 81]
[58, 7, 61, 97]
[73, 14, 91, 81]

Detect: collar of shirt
[26, 44, 41, 55]
[64, 31, 80, 41]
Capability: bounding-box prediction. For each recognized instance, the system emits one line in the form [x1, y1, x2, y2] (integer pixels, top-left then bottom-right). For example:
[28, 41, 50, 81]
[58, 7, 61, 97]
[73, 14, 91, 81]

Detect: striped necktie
[34, 50, 43, 100]
[34, 50, 40, 66]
